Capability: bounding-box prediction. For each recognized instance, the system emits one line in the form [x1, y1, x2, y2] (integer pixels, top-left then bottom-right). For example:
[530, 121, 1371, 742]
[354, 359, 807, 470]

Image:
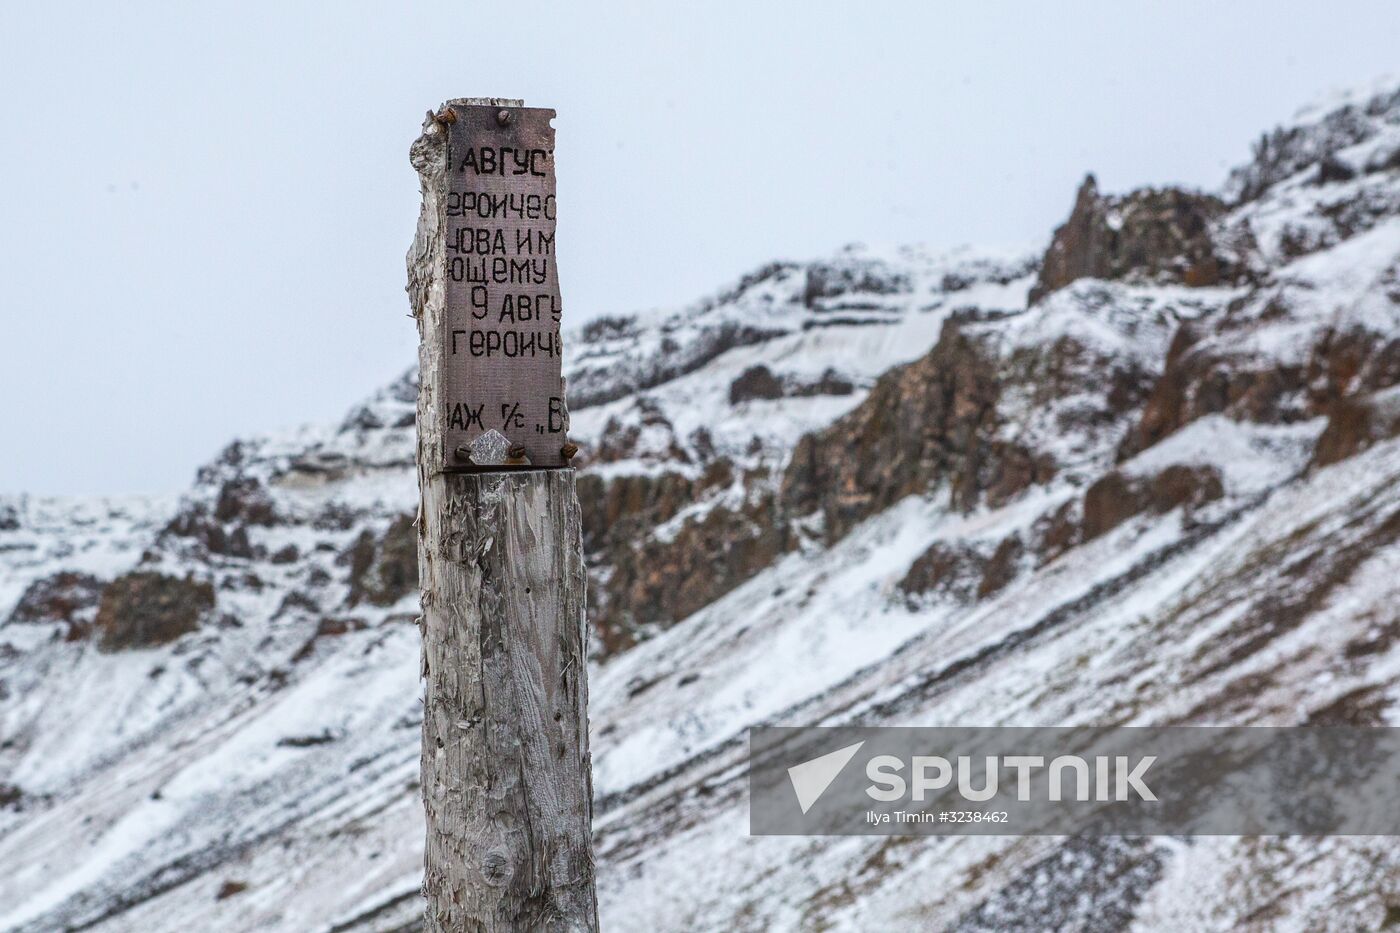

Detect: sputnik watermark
[751, 726, 1400, 836]
[788, 745, 1156, 817]
[863, 753, 1156, 802]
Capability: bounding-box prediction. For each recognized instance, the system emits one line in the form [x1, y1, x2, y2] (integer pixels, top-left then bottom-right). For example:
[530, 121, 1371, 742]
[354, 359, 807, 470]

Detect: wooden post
[408, 98, 599, 932]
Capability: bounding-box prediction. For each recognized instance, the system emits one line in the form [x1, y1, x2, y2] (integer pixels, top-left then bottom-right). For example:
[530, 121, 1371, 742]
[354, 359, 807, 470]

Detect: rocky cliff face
[1028, 175, 1238, 303]
[4, 83, 1400, 932]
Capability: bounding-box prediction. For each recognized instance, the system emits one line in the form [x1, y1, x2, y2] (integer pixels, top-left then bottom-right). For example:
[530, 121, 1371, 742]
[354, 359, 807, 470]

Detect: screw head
[496, 109, 511, 126]
[453, 445, 473, 463]
[506, 444, 527, 459]
[560, 442, 579, 461]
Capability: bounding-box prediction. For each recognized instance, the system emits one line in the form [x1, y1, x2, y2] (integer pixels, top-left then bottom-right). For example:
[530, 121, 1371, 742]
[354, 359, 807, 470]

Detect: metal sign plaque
[441, 105, 567, 470]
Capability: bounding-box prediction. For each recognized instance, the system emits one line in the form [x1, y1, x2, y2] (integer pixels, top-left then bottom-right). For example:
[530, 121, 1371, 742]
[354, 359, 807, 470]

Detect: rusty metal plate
[441, 105, 567, 470]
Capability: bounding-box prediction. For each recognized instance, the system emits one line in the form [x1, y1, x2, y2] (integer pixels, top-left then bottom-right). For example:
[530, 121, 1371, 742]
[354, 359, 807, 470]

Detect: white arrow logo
[787, 741, 865, 814]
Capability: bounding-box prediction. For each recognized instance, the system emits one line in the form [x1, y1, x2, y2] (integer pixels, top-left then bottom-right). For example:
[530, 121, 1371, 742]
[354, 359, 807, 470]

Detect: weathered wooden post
[407, 97, 599, 932]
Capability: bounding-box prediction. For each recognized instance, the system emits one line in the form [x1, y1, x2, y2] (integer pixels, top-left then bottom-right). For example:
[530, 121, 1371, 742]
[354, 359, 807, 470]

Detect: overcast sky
[2, 2, 1398, 496]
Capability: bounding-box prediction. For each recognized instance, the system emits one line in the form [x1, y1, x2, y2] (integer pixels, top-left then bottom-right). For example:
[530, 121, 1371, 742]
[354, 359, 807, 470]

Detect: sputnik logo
[787, 741, 865, 814]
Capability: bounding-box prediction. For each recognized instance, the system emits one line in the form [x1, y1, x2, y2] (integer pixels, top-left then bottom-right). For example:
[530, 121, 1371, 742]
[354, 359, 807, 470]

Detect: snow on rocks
[4, 81, 1400, 932]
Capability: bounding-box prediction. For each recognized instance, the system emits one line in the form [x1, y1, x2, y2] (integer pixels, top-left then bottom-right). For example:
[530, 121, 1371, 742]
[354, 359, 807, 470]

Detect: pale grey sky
[2, 1, 1398, 495]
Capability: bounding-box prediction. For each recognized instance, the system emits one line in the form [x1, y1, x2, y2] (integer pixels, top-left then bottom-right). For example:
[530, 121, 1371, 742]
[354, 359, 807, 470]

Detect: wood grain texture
[409, 100, 599, 932]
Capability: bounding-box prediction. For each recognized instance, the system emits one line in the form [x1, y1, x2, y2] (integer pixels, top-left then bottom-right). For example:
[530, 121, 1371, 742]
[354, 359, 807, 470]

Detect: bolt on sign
[441, 104, 568, 470]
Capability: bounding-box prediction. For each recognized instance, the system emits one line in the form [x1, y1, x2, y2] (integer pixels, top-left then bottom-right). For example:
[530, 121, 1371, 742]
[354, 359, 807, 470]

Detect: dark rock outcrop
[1032, 500, 1083, 566]
[1307, 324, 1400, 410]
[597, 491, 786, 653]
[729, 366, 856, 405]
[898, 535, 1025, 604]
[270, 544, 300, 565]
[1082, 465, 1224, 541]
[1149, 465, 1226, 513]
[161, 506, 259, 560]
[1315, 154, 1357, 185]
[1029, 175, 1234, 304]
[577, 470, 696, 556]
[729, 365, 785, 404]
[1081, 473, 1146, 541]
[898, 543, 987, 603]
[782, 322, 1045, 544]
[791, 369, 856, 397]
[803, 257, 911, 307]
[215, 880, 249, 901]
[590, 398, 693, 465]
[1125, 307, 1400, 459]
[6, 572, 104, 628]
[977, 535, 1025, 599]
[292, 616, 370, 662]
[213, 477, 278, 527]
[95, 572, 215, 650]
[578, 462, 783, 654]
[161, 477, 281, 561]
[1312, 389, 1400, 467]
[1123, 322, 1309, 458]
[343, 514, 417, 607]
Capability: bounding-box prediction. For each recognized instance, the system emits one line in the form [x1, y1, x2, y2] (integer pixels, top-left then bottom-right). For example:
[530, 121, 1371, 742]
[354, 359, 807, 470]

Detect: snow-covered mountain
[4, 83, 1400, 931]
